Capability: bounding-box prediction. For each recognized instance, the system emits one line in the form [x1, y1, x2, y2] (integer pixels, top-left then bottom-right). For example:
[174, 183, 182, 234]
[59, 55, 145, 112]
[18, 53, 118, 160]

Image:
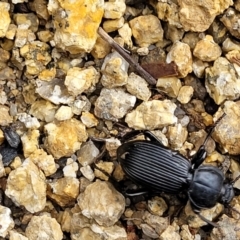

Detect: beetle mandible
[117, 113, 237, 225]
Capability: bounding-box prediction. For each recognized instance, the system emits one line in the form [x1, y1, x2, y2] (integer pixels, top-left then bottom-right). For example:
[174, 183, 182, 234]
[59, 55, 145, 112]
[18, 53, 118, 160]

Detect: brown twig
[97, 27, 157, 85]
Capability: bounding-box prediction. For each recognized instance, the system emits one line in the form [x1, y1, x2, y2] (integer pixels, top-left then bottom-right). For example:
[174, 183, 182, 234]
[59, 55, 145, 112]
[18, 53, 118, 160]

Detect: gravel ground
[1, 0, 240, 239]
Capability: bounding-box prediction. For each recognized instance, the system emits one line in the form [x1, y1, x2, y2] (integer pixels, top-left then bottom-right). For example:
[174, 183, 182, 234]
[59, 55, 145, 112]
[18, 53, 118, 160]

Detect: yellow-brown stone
[44, 118, 88, 159]
[129, 15, 163, 47]
[47, 177, 79, 207]
[0, 3, 11, 38]
[49, 0, 104, 54]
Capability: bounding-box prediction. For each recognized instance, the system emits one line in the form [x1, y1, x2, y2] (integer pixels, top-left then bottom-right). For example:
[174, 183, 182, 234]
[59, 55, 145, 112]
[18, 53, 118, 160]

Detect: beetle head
[221, 175, 240, 204]
[221, 182, 235, 204]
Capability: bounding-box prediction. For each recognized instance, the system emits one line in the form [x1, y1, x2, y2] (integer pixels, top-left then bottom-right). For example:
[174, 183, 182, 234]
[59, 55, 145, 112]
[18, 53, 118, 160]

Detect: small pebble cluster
[1, 0, 240, 239]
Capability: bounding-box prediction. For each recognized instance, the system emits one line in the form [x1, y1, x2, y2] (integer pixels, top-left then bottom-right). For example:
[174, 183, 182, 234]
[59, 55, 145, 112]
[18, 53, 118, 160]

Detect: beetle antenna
[202, 112, 226, 146]
[191, 112, 226, 169]
[231, 174, 240, 185]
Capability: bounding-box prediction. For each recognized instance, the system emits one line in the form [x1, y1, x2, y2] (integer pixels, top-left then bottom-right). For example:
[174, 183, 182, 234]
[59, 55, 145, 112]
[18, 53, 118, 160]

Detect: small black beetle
[117, 119, 236, 224]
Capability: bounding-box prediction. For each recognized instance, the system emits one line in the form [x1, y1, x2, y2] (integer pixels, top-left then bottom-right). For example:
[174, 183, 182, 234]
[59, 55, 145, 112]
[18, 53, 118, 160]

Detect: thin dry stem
[97, 27, 157, 85]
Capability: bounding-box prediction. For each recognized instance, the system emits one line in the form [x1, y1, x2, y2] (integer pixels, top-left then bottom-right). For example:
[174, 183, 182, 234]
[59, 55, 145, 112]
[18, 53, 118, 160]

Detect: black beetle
[117, 115, 237, 225]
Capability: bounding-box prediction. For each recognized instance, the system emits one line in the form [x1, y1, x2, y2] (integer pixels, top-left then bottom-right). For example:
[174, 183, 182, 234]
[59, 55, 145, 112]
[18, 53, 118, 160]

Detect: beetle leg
[191, 145, 207, 169]
[196, 212, 219, 228]
[121, 130, 143, 142]
[142, 131, 164, 146]
[124, 130, 165, 145]
[89, 136, 107, 142]
[124, 188, 149, 197]
[92, 146, 107, 164]
[117, 141, 131, 163]
[121, 130, 164, 146]
[193, 208, 219, 227]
